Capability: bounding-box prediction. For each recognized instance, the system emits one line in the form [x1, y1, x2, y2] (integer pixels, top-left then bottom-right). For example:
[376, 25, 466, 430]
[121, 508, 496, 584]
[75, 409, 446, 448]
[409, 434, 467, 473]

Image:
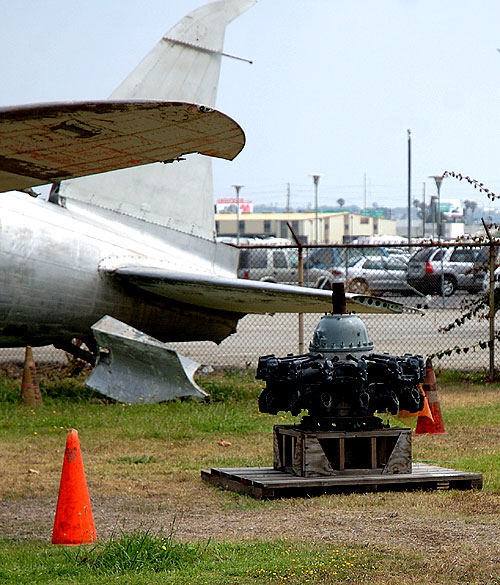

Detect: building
[215, 211, 397, 244]
[215, 197, 254, 214]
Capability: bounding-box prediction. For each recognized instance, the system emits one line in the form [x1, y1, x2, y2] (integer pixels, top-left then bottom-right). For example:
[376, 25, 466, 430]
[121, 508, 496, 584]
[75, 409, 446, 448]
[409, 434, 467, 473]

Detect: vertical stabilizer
[111, 0, 255, 106]
[57, 0, 255, 242]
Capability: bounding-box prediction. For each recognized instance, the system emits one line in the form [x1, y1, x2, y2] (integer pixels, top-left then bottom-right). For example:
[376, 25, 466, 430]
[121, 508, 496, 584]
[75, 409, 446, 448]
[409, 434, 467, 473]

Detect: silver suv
[238, 248, 335, 289]
[406, 246, 483, 296]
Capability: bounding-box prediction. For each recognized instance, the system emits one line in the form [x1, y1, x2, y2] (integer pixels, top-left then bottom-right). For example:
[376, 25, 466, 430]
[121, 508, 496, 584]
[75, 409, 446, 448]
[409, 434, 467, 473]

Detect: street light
[430, 175, 445, 307]
[232, 184, 244, 245]
[429, 175, 444, 240]
[311, 174, 322, 244]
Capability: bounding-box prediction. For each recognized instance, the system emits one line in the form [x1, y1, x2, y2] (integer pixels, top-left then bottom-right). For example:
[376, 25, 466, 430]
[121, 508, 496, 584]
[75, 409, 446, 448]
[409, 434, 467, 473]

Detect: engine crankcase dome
[309, 313, 374, 358]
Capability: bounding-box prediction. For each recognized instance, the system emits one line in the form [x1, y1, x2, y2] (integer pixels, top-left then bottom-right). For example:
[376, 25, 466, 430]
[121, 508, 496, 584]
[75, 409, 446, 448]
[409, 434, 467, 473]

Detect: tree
[464, 199, 478, 224]
[413, 198, 433, 221]
[413, 198, 425, 220]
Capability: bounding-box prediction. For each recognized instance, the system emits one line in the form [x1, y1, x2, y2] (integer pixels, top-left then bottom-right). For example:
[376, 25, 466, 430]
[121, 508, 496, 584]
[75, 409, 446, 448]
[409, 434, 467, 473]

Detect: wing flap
[105, 264, 421, 315]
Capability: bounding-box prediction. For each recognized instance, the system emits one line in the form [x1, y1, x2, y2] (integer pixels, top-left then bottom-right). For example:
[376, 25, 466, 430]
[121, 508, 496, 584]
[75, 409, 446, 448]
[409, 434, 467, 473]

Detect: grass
[0, 534, 383, 585]
[0, 367, 289, 500]
[1, 365, 500, 583]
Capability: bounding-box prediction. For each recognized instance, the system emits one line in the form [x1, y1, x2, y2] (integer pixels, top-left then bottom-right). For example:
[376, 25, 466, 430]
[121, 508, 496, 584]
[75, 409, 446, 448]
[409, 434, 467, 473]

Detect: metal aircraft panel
[86, 316, 208, 403]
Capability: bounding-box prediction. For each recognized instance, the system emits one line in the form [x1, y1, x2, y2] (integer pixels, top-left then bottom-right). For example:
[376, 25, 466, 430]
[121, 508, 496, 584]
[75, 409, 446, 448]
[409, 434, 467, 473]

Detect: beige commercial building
[215, 211, 397, 244]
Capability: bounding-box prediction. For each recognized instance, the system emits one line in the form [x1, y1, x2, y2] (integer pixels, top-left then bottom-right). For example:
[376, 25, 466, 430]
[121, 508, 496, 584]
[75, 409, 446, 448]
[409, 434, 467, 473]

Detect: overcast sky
[2, 1, 500, 212]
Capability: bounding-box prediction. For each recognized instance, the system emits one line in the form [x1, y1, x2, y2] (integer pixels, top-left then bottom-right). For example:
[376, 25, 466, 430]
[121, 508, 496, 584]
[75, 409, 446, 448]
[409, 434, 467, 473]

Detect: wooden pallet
[201, 463, 483, 499]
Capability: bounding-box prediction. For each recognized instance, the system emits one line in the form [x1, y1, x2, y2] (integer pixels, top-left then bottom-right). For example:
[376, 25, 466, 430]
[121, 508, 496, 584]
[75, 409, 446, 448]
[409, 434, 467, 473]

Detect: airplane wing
[104, 264, 421, 315]
[0, 100, 244, 193]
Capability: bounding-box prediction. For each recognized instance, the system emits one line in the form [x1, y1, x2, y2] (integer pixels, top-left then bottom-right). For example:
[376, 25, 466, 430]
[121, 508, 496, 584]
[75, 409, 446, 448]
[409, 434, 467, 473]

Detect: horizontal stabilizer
[104, 263, 422, 315]
[85, 315, 208, 403]
[0, 100, 244, 193]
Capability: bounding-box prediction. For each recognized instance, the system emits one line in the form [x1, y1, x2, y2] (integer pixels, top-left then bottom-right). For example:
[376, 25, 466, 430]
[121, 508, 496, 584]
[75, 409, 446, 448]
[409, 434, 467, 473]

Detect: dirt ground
[2, 477, 500, 575]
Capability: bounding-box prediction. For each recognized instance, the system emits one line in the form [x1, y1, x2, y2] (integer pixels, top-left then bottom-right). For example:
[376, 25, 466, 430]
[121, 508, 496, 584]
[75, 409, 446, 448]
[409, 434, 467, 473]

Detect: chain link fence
[1, 242, 498, 374]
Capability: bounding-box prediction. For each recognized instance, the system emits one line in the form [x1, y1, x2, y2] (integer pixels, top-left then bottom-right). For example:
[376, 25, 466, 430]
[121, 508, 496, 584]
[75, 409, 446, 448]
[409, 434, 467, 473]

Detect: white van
[237, 248, 335, 289]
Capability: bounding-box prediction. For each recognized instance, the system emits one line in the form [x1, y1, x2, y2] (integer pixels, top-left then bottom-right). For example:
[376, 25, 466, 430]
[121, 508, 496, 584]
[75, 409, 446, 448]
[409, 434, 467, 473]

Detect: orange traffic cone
[21, 346, 43, 406]
[398, 385, 433, 421]
[415, 358, 448, 435]
[52, 429, 97, 545]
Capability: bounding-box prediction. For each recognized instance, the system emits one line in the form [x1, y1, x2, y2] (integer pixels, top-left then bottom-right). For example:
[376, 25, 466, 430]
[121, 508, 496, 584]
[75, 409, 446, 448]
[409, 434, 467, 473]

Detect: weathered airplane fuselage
[0, 192, 240, 348]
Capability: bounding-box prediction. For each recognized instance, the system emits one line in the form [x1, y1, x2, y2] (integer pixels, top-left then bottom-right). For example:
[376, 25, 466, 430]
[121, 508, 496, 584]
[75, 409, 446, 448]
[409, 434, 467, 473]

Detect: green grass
[0, 534, 381, 585]
[436, 368, 498, 385]
[0, 398, 276, 442]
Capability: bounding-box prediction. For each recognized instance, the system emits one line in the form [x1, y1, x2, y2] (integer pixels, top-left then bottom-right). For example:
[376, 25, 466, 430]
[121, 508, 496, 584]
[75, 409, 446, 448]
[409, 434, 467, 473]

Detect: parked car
[304, 246, 390, 278]
[472, 246, 500, 290]
[406, 246, 483, 296]
[238, 247, 336, 288]
[384, 247, 411, 263]
[346, 256, 414, 295]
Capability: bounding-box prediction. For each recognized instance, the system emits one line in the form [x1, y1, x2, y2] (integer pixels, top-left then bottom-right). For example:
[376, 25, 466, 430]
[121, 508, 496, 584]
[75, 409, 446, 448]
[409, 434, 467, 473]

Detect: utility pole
[363, 172, 367, 210]
[422, 182, 426, 237]
[407, 130, 412, 243]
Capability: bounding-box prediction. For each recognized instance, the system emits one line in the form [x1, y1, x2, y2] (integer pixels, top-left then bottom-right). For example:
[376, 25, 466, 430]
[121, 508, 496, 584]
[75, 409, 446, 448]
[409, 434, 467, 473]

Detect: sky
[2, 0, 500, 213]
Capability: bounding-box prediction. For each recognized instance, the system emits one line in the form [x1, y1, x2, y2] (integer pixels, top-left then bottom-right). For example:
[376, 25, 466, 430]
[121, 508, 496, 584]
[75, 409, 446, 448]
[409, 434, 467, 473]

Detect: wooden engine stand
[273, 425, 412, 477]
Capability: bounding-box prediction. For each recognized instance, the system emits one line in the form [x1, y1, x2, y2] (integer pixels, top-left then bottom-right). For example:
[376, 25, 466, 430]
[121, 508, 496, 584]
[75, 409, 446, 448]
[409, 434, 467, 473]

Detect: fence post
[298, 248, 305, 353]
[287, 222, 305, 353]
[482, 219, 496, 381]
[488, 241, 496, 380]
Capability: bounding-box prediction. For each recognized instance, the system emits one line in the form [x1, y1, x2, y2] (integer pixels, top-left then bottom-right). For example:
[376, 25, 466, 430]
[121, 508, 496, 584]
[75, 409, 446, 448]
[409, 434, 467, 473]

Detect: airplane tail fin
[56, 0, 255, 242]
[110, 0, 255, 106]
